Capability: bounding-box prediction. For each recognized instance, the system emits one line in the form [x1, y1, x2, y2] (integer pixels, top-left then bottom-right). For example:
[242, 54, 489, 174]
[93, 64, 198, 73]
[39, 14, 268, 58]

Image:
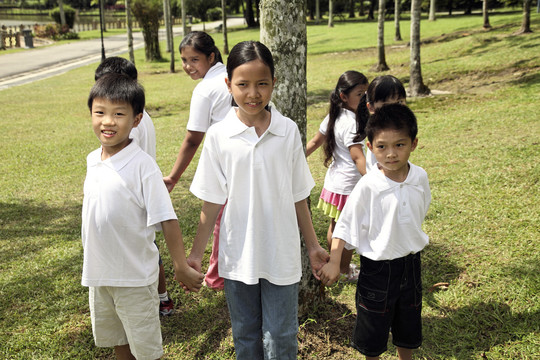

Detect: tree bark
[328, 0, 334, 27]
[222, 0, 229, 54]
[58, 0, 66, 26]
[125, 0, 135, 64]
[260, 0, 324, 319]
[428, 0, 436, 21]
[132, 0, 163, 62]
[517, 0, 532, 34]
[375, 0, 389, 71]
[394, 0, 402, 41]
[409, 0, 430, 96]
[482, 0, 491, 29]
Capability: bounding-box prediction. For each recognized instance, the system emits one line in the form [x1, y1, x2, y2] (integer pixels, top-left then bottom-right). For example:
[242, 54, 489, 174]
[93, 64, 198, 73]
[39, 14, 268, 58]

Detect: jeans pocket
[356, 283, 388, 314]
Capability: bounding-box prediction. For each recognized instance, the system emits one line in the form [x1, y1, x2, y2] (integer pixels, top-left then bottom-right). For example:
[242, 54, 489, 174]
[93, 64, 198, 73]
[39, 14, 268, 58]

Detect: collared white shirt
[190, 107, 315, 285]
[186, 62, 232, 133]
[130, 110, 157, 160]
[319, 108, 364, 195]
[81, 142, 177, 287]
[333, 162, 431, 260]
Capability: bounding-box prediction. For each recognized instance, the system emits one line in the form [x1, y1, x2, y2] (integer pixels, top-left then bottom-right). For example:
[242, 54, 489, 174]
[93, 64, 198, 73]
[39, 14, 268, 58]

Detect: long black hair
[179, 31, 223, 65]
[354, 75, 406, 143]
[323, 71, 368, 167]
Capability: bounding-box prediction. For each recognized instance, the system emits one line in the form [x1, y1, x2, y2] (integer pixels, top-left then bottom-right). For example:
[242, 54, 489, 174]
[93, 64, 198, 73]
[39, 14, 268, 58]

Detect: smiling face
[91, 98, 142, 159]
[181, 45, 215, 80]
[341, 83, 368, 112]
[367, 128, 418, 182]
[225, 59, 276, 124]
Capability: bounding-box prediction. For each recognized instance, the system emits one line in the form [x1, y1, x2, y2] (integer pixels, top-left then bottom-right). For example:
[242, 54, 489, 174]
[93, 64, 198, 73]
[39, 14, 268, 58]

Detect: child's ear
[411, 138, 418, 151]
[366, 102, 375, 114]
[225, 77, 232, 93]
[133, 113, 143, 128]
[366, 141, 373, 151]
[339, 92, 348, 103]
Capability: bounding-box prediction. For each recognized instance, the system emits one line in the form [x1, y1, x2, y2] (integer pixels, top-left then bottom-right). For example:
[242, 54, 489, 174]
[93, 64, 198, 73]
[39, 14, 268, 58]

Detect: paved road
[0, 18, 245, 90]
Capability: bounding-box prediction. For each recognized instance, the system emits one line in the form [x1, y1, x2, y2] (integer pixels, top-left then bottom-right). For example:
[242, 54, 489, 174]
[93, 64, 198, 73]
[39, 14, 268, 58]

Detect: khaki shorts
[89, 280, 163, 360]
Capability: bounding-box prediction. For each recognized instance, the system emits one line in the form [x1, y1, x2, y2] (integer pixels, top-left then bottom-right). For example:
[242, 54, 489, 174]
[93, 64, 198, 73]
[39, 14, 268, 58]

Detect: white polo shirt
[130, 110, 157, 160]
[190, 107, 315, 285]
[186, 62, 232, 133]
[333, 162, 431, 261]
[319, 108, 364, 195]
[81, 142, 177, 287]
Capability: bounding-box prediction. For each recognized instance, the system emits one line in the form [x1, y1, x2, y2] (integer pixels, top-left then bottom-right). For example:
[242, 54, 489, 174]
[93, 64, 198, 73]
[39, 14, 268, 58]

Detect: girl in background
[188, 41, 329, 359]
[306, 71, 368, 281]
[164, 31, 232, 291]
[356, 75, 407, 172]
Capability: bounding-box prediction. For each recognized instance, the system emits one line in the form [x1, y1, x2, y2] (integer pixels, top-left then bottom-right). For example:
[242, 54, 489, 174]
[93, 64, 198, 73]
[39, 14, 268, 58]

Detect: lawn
[0, 10, 538, 359]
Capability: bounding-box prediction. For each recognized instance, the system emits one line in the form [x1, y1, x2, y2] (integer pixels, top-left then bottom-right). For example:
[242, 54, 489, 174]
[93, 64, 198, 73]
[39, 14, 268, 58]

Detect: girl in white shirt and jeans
[188, 41, 329, 360]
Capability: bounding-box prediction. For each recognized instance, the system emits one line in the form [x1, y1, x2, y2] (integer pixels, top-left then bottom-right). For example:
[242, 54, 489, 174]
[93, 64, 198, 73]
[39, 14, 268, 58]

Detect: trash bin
[22, 29, 33, 48]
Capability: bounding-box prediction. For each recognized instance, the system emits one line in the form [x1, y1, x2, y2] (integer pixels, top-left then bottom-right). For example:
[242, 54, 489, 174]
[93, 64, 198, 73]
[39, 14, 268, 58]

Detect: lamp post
[98, 0, 106, 61]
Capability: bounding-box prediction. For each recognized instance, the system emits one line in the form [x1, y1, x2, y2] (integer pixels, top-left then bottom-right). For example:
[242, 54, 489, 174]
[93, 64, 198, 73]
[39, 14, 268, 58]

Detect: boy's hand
[308, 245, 330, 280]
[163, 176, 177, 193]
[318, 262, 341, 286]
[175, 264, 204, 293]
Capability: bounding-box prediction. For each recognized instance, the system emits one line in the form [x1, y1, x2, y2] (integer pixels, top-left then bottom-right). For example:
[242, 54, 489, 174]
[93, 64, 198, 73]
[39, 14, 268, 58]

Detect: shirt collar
[204, 62, 226, 80]
[224, 106, 287, 138]
[372, 162, 421, 191]
[88, 141, 142, 171]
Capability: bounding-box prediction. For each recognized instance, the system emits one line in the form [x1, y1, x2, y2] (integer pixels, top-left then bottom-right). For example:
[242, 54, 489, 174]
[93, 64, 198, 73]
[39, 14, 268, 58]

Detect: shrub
[207, 7, 222, 21]
[34, 23, 79, 41]
[50, 5, 76, 29]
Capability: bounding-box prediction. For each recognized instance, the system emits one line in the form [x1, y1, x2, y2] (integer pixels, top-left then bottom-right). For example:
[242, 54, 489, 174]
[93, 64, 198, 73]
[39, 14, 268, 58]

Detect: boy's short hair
[88, 73, 145, 115]
[94, 56, 138, 81]
[366, 103, 418, 143]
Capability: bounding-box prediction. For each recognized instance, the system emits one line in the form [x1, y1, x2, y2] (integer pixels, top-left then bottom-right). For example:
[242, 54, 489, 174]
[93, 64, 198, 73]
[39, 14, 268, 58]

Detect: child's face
[225, 59, 276, 123]
[367, 129, 418, 181]
[341, 84, 367, 112]
[181, 46, 214, 80]
[367, 96, 406, 114]
[91, 98, 142, 159]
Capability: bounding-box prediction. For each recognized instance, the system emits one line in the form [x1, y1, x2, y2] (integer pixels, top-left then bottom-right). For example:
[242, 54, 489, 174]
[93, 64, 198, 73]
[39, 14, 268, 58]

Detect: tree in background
[328, 0, 334, 27]
[125, 0, 135, 63]
[516, 0, 532, 33]
[409, 0, 430, 96]
[132, 0, 163, 61]
[186, 0, 219, 24]
[221, 0, 229, 54]
[394, 0, 402, 41]
[429, 0, 436, 20]
[483, 0, 491, 28]
[375, 0, 390, 71]
[260, 0, 324, 318]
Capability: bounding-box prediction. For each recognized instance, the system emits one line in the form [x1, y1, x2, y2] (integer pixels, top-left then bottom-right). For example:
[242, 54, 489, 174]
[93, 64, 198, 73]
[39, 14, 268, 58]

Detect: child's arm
[161, 219, 204, 292]
[295, 199, 330, 279]
[163, 130, 206, 192]
[306, 131, 326, 157]
[349, 144, 366, 176]
[318, 237, 346, 286]
[187, 201, 223, 273]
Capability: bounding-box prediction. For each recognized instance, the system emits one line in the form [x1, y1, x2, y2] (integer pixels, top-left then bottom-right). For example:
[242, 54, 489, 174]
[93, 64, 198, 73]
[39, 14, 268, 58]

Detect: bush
[34, 23, 79, 41]
[50, 5, 76, 29]
[207, 7, 222, 21]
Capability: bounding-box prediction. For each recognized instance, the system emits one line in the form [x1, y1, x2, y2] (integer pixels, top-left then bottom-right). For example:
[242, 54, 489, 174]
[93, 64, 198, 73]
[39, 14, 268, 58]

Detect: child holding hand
[188, 41, 329, 359]
[82, 73, 204, 359]
[319, 103, 431, 360]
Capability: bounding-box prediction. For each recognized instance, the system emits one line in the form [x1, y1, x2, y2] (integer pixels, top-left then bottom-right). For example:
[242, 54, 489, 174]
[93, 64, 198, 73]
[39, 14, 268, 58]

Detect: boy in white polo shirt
[318, 103, 431, 360]
[82, 73, 203, 359]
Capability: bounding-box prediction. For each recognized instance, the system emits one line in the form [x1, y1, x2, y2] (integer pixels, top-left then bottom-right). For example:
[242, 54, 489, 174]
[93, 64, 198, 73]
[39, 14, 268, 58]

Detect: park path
[0, 17, 245, 90]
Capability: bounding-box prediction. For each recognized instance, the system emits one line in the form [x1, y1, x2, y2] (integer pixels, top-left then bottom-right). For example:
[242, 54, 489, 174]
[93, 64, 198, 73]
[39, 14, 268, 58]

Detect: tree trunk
[359, 0, 364, 16]
[316, 0, 320, 23]
[394, 0, 402, 41]
[132, 0, 163, 62]
[100, 0, 106, 31]
[181, 0, 188, 36]
[125, 0, 135, 64]
[368, 0, 375, 20]
[517, 0, 532, 34]
[163, 0, 174, 71]
[260, 0, 324, 319]
[245, 0, 257, 27]
[428, 0, 436, 21]
[349, 0, 356, 18]
[409, 0, 430, 96]
[375, 0, 389, 71]
[482, 0, 491, 29]
[58, 0, 66, 26]
[222, 0, 229, 54]
[328, 0, 334, 27]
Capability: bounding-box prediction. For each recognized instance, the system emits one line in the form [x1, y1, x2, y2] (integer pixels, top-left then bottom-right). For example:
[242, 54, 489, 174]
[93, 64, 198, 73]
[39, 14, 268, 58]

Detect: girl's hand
[308, 246, 330, 280]
[163, 176, 178, 193]
[175, 264, 204, 293]
[318, 262, 341, 286]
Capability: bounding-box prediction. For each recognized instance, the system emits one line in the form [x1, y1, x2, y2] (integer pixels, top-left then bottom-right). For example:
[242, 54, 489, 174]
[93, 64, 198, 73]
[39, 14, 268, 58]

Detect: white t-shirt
[190, 107, 315, 286]
[365, 147, 377, 173]
[186, 62, 232, 133]
[81, 142, 177, 287]
[333, 162, 431, 261]
[319, 109, 364, 195]
[130, 110, 157, 160]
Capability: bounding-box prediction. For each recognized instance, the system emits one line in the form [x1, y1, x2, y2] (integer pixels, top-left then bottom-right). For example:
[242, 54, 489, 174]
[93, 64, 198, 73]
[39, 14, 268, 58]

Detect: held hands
[317, 261, 341, 286]
[163, 176, 178, 193]
[179, 254, 203, 292]
[175, 263, 204, 293]
[308, 245, 330, 281]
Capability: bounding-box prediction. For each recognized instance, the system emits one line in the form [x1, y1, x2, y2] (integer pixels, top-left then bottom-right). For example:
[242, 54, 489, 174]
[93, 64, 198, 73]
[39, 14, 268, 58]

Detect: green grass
[1, 11, 539, 359]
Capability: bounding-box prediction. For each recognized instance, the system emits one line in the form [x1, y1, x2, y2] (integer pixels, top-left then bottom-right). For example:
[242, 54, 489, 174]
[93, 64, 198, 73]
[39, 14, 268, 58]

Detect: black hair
[179, 31, 223, 64]
[366, 103, 418, 144]
[94, 56, 138, 81]
[88, 73, 145, 115]
[324, 71, 368, 167]
[355, 75, 406, 142]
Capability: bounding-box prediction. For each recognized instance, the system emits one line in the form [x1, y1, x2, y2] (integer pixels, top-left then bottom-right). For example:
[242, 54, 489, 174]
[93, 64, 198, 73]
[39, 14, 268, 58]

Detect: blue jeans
[224, 279, 299, 360]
